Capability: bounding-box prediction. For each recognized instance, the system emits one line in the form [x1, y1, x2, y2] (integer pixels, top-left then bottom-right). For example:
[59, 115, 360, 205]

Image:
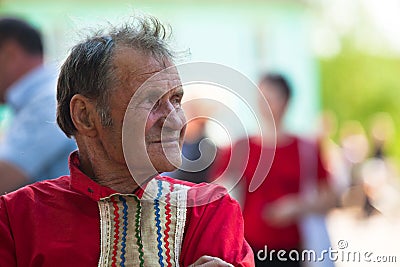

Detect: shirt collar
[5, 64, 57, 112]
[68, 151, 146, 201]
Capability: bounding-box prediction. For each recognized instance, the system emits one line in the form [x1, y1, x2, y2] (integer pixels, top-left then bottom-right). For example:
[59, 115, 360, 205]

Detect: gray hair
[57, 15, 173, 137]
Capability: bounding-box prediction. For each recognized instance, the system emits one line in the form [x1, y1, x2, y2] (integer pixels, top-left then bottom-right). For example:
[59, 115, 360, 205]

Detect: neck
[89, 158, 139, 194]
[76, 137, 140, 194]
[261, 123, 291, 146]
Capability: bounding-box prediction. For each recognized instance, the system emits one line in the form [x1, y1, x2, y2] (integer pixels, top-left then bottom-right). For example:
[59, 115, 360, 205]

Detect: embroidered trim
[173, 184, 189, 267]
[163, 182, 174, 267]
[154, 180, 165, 266]
[119, 196, 128, 267]
[111, 197, 120, 267]
[98, 200, 111, 267]
[134, 197, 145, 267]
[97, 179, 189, 267]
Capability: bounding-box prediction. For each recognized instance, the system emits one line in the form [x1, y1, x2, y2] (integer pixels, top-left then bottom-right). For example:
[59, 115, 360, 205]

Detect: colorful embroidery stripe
[134, 197, 145, 267]
[154, 180, 165, 267]
[111, 196, 120, 267]
[98, 199, 112, 267]
[173, 183, 190, 267]
[163, 182, 174, 267]
[119, 196, 128, 267]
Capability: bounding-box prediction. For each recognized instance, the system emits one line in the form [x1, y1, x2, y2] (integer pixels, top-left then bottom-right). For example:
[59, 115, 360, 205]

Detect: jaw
[147, 141, 182, 172]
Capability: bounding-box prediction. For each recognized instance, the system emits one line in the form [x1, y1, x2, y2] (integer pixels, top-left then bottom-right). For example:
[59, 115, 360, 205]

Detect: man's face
[259, 81, 288, 126]
[0, 42, 13, 103]
[99, 47, 186, 181]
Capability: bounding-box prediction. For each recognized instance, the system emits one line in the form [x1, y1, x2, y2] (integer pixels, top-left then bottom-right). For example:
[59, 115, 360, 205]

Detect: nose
[159, 101, 185, 131]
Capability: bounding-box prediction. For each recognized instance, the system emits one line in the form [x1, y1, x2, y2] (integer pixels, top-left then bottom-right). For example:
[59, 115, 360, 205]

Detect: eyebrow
[144, 86, 183, 100]
[173, 86, 184, 95]
[136, 70, 162, 78]
[130, 65, 169, 81]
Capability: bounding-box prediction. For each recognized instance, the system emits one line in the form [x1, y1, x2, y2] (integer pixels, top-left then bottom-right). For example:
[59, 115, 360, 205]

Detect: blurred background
[1, 0, 400, 266]
[1, 0, 400, 152]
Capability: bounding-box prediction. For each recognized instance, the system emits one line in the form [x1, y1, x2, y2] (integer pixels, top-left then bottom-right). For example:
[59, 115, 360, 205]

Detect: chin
[161, 165, 178, 173]
[150, 154, 182, 173]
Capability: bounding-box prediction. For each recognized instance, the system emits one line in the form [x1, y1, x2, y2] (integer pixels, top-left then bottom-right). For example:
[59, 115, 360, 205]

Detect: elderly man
[0, 18, 77, 194]
[0, 16, 254, 266]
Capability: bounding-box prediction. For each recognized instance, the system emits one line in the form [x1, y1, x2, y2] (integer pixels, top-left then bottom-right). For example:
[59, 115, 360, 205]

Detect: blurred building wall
[0, 0, 320, 140]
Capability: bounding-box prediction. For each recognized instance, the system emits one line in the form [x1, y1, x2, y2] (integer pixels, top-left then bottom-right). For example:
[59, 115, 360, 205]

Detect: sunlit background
[1, 0, 399, 152]
[1, 0, 400, 266]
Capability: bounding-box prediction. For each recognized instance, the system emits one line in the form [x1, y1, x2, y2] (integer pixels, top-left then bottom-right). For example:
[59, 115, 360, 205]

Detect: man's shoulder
[1, 176, 71, 204]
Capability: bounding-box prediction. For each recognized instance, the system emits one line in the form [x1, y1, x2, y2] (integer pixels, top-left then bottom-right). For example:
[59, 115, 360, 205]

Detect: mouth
[147, 138, 181, 153]
[148, 138, 179, 144]
[147, 133, 181, 144]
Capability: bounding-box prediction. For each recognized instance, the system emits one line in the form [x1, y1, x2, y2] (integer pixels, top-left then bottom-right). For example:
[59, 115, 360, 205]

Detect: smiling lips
[147, 135, 180, 144]
[151, 139, 178, 143]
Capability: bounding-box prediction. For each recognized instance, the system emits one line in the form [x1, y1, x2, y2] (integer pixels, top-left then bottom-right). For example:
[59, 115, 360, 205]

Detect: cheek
[145, 112, 158, 132]
[178, 111, 186, 137]
[178, 109, 186, 121]
[175, 107, 186, 124]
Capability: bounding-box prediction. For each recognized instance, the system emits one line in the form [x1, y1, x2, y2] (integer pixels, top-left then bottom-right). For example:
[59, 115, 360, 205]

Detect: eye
[170, 94, 182, 108]
[142, 95, 160, 110]
[150, 99, 160, 110]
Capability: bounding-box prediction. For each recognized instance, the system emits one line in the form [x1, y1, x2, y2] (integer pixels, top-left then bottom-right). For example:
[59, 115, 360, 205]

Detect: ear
[70, 94, 98, 137]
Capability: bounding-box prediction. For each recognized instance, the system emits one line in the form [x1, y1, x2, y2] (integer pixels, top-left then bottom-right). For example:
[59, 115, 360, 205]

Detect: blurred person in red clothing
[211, 73, 336, 267]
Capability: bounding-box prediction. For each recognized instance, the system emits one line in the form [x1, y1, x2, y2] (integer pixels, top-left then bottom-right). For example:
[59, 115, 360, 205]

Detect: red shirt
[0, 152, 254, 266]
[211, 136, 328, 250]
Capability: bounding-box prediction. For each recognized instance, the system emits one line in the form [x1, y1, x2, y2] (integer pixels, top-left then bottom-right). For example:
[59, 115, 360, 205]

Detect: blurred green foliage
[320, 42, 400, 162]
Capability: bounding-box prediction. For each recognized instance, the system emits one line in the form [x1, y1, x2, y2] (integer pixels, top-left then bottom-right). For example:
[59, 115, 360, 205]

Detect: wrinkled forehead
[135, 65, 182, 98]
[113, 47, 182, 98]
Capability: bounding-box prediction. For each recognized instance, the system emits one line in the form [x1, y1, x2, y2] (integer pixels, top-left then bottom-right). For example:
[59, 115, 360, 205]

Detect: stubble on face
[106, 47, 185, 182]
